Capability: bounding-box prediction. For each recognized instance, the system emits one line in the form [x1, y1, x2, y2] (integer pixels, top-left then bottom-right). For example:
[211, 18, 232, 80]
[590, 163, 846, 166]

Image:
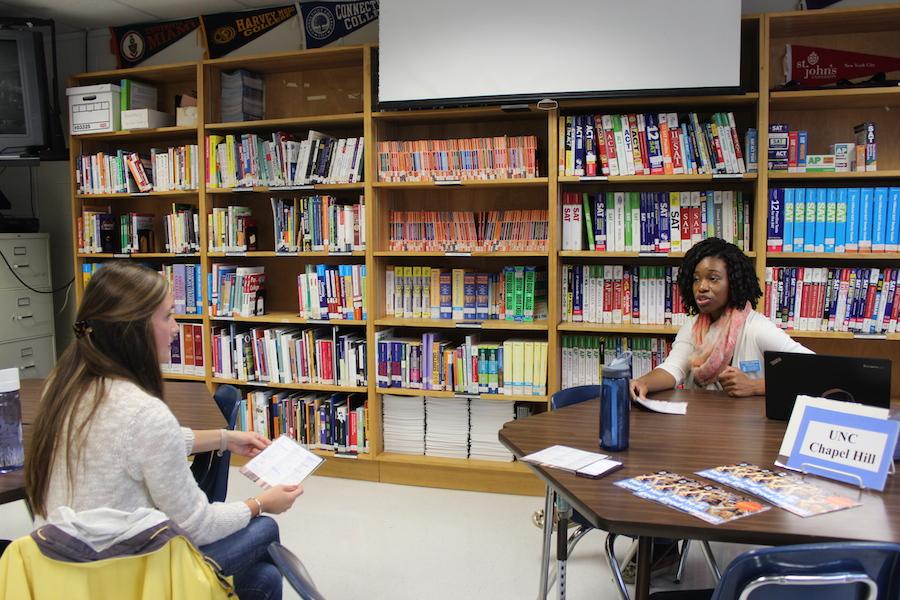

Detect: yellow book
[224, 134, 237, 188]
[558, 115, 566, 174]
[522, 342, 534, 396]
[536, 341, 548, 396]
[401, 266, 413, 318]
[412, 266, 423, 318]
[385, 266, 395, 316]
[511, 341, 524, 397]
[421, 266, 432, 319]
[429, 267, 442, 319]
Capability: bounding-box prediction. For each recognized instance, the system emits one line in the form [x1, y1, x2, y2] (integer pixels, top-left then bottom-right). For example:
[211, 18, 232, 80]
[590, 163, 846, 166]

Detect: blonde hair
[26, 262, 169, 516]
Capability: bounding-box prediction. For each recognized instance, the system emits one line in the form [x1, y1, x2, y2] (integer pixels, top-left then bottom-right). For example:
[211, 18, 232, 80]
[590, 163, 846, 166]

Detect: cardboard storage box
[67, 84, 120, 135]
[121, 109, 174, 130]
[176, 106, 198, 127]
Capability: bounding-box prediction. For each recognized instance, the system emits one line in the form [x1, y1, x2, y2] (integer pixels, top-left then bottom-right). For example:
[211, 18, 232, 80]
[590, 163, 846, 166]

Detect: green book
[623, 192, 633, 251]
[582, 193, 595, 250]
[514, 266, 525, 321]
[504, 266, 516, 321]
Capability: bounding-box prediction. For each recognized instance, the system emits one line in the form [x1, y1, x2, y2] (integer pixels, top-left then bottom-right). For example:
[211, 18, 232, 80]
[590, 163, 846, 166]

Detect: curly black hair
[677, 237, 762, 316]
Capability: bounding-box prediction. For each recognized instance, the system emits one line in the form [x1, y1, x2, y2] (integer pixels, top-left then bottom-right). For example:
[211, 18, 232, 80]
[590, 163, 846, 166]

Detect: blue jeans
[200, 516, 282, 600]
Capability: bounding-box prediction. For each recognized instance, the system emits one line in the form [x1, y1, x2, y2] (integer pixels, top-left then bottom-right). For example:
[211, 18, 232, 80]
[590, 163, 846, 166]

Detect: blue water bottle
[0, 368, 24, 473]
[600, 353, 632, 452]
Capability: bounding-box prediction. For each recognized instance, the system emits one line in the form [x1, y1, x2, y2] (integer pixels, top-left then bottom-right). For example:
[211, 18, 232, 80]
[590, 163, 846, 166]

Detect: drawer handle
[12, 263, 29, 269]
[17, 297, 30, 307]
[13, 246, 26, 256]
[12, 314, 33, 321]
[20, 347, 33, 358]
[19, 363, 36, 371]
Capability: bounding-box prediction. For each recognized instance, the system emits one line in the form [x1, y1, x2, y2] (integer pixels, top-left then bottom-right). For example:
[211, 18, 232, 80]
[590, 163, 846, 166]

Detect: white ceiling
[0, 0, 290, 33]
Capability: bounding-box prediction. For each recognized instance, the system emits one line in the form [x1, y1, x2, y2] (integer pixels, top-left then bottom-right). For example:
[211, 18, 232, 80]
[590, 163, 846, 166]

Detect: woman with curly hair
[630, 237, 812, 399]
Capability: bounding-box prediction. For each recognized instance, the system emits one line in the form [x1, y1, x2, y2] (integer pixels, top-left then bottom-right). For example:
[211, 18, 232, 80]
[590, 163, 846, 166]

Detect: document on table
[634, 396, 688, 415]
[240, 435, 325, 489]
[522, 445, 622, 478]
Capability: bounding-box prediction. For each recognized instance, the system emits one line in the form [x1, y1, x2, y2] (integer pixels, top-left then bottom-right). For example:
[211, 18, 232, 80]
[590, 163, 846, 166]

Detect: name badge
[739, 360, 760, 373]
[786, 405, 899, 491]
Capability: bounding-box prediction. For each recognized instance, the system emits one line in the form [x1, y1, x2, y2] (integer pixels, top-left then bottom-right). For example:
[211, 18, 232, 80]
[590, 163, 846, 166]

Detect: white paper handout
[634, 396, 688, 415]
[240, 435, 325, 489]
[522, 445, 608, 472]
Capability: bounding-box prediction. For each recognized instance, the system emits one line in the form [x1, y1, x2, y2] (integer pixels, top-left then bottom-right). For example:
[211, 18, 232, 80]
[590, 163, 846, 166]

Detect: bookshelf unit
[68, 5, 900, 496]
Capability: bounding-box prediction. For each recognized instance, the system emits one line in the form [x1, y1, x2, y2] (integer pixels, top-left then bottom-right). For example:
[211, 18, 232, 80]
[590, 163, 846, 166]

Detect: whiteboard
[379, 0, 742, 106]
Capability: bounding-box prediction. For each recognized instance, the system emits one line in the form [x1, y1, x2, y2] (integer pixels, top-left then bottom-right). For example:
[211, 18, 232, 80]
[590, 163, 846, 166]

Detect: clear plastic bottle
[600, 353, 632, 452]
[0, 368, 24, 473]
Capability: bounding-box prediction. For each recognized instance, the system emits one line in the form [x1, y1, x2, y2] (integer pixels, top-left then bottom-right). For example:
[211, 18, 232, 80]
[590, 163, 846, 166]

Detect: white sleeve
[656, 319, 695, 387]
[750, 314, 815, 355]
[125, 405, 250, 546]
[181, 427, 195, 456]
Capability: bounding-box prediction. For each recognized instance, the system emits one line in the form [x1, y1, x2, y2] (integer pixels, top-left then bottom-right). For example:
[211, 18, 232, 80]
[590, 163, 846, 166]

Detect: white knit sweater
[36, 378, 250, 546]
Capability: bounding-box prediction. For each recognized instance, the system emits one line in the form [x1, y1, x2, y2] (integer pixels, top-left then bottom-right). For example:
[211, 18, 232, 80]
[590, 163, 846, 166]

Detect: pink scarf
[690, 301, 752, 386]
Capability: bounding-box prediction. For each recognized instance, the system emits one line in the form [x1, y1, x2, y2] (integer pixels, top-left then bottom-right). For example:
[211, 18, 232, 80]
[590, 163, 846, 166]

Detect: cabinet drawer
[0, 336, 55, 379]
[0, 289, 54, 341]
[0, 237, 50, 291]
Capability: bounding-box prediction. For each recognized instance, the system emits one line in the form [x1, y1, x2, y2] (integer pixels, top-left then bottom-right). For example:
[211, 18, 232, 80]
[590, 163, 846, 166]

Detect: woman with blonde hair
[26, 262, 302, 599]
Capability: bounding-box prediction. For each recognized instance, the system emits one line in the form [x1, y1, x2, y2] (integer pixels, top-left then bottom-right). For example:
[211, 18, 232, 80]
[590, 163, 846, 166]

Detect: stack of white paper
[425, 397, 469, 459]
[221, 69, 265, 122]
[469, 399, 515, 461]
[382, 394, 425, 455]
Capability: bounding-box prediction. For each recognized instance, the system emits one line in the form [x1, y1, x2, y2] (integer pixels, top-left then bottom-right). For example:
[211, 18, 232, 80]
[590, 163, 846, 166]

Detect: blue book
[835, 188, 848, 253]
[824, 188, 837, 253]
[846, 188, 861, 251]
[782, 188, 794, 252]
[887, 188, 900, 252]
[804, 188, 817, 252]
[657, 192, 670, 251]
[644, 114, 664, 174]
[767, 188, 784, 252]
[793, 187, 806, 252]
[814, 187, 827, 252]
[859, 187, 875, 252]
[360, 265, 367, 320]
[594, 193, 606, 250]
[872, 187, 889, 252]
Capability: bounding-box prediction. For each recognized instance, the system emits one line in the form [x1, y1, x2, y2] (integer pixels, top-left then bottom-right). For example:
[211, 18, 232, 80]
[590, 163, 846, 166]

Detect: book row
[763, 267, 900, 335]
[376, 136, 539, 182]
[162, 322, 205, 376]
[297, 264, 367, 321]
[211, 325, 367, 387]
[270, 196, 365, 253]
[767, 187, 900, 253]
[160, 263, 203, 315]
[561, 335, 672, 389]
[206, 131, 364, 188]
[77, 205, 200, 254]
[376, 332, 548, 396]
[562, 190, 751, 253]
[382, 394, 519, 461]
[237, 391, 370, 455]
[75, 145, 200, 194]
[388, 210, 549, 253]
[209, 264, 265, 317]
[561, 265, 688, 326]
[767, 122, 876, 172]
[384, 265, 548, 322]
[559, 112, 751, 177]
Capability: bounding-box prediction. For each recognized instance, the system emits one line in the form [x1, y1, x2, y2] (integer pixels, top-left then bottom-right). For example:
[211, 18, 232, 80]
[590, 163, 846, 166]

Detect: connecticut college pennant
[202, 4, 299, 59]
[111, 18, 200, 68]
[300, 1, 378, 49]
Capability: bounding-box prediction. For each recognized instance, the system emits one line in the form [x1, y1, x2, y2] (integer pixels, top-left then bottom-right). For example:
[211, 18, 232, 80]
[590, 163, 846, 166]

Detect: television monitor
[0, 29, 49, 156]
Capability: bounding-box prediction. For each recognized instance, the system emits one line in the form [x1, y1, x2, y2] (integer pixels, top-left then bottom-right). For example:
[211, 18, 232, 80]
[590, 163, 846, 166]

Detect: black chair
[191, 385, 241, 503]
[268, 541, 327, 600]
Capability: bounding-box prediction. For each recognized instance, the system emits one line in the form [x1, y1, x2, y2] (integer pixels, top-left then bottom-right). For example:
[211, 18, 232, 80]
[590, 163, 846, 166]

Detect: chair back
[191, 385, 241, 503]
[268, 542, 326, 600]
[711, 542, 900, 600]
[551, 385, 603, 410]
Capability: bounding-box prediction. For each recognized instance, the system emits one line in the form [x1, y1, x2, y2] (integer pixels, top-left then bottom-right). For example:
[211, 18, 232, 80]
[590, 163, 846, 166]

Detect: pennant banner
[202, 4, 298, 59]
[784, 45, 900, 87]
[300, 1, 379, 49]
[801, 0, 843, 9]
[111, 17, 200, 69]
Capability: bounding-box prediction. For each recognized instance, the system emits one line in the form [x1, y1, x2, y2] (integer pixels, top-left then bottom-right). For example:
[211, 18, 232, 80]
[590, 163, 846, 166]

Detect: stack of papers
[382, 394, 425, 455]
[469, 399, 515, 461]
[425, 396, 470, 459]
[240, 435, 324, 489]
[221, 69, 265, 122]
[522, 445, 621, 478]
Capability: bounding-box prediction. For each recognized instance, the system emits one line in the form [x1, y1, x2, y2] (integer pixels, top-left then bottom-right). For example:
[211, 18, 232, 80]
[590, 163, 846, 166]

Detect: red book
[788, 131, 799, 172]
[595, 116, 610, 176]
[862, 272, 878, 331]
[603, 277, 613, 322]
[764, 274, 772, 320]
[637, 115, 650, 175]
[669, 128, 685, 175]
[711, 131, 726, 172]
[658, 116, 673, 175]
[690, 204, 702, 241]
[349, 410, 358, 451]
[600, 116, 618, 175]
[889, 273, 900, 331]
[622, 270, 631, 323]
[680, 196, 691, 245]
[613, 276, 622, 322]
[193, 324, 204, 374]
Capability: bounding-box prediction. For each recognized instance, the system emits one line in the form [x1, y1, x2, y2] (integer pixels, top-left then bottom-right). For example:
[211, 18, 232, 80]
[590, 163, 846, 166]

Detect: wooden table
[499, 389, 900, 600]
[0, 379, 225, 506]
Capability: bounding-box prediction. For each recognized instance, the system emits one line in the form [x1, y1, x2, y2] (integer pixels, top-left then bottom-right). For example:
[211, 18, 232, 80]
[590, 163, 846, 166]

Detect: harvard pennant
[202, 4, 299, 59]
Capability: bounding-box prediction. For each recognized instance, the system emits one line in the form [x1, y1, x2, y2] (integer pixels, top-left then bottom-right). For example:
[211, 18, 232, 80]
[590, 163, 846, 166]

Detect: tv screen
[0, 30, 48, 155]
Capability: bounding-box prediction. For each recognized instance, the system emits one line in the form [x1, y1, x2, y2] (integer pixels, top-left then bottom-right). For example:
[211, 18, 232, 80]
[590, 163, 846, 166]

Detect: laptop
[764, 351, 892, 421]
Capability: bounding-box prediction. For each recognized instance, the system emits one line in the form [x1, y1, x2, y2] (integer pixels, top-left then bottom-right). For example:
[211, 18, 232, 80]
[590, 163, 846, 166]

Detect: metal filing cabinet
[0, 233, 56, 378]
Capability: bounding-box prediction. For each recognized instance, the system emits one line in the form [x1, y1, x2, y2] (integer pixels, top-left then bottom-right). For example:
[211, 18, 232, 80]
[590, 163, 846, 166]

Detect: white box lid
[67, 83, 121, 96]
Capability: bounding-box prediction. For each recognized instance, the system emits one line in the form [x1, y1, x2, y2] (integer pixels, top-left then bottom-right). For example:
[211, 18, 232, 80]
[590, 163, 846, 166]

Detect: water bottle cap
[0, 368, 20, 393]
[602, 352, 632, 379]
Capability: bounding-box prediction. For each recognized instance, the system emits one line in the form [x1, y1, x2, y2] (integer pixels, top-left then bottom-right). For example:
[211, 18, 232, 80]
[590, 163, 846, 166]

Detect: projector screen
[379, 0, 742, 107]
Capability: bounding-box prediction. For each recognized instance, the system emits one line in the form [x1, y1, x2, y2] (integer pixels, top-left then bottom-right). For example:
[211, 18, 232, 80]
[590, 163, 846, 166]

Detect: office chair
[191, 385, 241, 503]
[268, 542, 327, 600]
[539, 385, 719, 600]
[648, 541, 900, 600]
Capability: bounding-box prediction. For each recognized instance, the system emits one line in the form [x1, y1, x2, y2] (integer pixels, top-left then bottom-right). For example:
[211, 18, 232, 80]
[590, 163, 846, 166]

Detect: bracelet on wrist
[251, 496, 264, 517]
[217, 429, 227, 457]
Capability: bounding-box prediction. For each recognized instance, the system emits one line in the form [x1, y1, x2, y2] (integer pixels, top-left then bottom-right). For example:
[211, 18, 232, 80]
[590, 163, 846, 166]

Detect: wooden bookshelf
[69, 5, 900, 496]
